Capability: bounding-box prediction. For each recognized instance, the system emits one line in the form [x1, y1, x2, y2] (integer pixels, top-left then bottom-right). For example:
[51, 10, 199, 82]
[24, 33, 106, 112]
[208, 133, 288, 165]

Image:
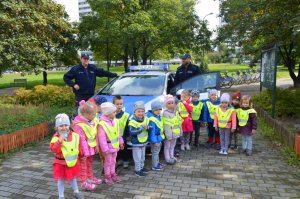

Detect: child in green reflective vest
[190, 90, 204, 147]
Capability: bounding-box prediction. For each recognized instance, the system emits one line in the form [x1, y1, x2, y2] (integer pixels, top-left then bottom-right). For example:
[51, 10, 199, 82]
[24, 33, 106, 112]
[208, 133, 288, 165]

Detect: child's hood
[73, 115, 88, 125]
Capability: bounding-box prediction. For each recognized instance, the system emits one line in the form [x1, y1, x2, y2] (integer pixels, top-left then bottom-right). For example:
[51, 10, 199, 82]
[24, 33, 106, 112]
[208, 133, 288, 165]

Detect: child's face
[181, 93, 190, 102]
[57, 124, 70, 133]
[192, 96, 199, 102]
[241, 100, 250, 108]
[166, 101, 175, 110]
[106, 111, 116, 119]
[153, 109, 162, 116]
[83, 110, 97, 122]
[210, 94, 217, 102]
[232, 99, 240, 106]
[114, 99, 123, 113]
[221, 101, 229, 108]
[134, 109, 145, 119]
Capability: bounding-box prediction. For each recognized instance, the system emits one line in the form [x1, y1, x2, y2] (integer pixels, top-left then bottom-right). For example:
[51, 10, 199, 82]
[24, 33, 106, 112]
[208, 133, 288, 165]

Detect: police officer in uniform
[174, 54, 200, 85]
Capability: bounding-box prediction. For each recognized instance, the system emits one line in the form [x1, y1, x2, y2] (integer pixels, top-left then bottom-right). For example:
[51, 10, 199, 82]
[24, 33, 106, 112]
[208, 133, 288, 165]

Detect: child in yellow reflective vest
[73, 100, 101, 191]
[213, 93, 236, 155]
[50, 113, 83, 199]
[230, 90, 241, 150]
[97, 102, 124, 185]
[113, 95, 130, 169]
[162, 95, 182, 165]
[190, 90, 204, 147]
[237, 95, 257, 156]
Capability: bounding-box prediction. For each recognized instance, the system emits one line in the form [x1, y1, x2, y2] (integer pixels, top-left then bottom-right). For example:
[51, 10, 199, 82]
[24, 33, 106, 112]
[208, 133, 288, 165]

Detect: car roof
[120, 71, 175, 76]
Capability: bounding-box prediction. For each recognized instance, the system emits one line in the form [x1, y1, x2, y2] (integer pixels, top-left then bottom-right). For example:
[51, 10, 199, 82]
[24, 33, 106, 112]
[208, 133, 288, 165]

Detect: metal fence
[254, 104, 295, 148]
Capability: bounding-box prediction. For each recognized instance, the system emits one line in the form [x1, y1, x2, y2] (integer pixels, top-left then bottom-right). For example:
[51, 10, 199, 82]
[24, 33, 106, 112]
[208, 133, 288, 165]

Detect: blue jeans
[151, 143, 161, 168]
[242, 135, 252, 151]
[132, 146, 146, 172]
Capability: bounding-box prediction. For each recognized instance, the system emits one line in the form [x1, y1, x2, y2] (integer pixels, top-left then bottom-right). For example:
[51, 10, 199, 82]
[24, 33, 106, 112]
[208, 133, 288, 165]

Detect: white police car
[95, 64, 221, 115]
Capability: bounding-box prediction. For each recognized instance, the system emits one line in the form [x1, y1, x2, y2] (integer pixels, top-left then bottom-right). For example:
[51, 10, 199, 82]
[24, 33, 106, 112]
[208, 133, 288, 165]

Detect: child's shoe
[141, 167, 149, 173]
[80, 181, 96, 191]
[239, 148, 247, 154]
[219, 150, 224, 155]
[104, 175, 114, 185]
[135, 170, 147, 177]
[166, 160, 175, 165]
[185, 143, 191, 150]
[181, 144, 185, 151]
[123, 161, 129, 169]
[246, 150, 252, 156]
[111, 174, 122, 183]
[223, 150, 228, 155]
[73, 192, 84, 199]
[158, 162, 166, 168]
[152, 165, 162, 171]
[87, 176, 102, 185]
[216, 144, 221, 150]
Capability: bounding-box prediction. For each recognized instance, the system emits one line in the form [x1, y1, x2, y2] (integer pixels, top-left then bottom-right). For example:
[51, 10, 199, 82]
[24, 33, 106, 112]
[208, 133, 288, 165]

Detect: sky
[55, 0, 220, 31]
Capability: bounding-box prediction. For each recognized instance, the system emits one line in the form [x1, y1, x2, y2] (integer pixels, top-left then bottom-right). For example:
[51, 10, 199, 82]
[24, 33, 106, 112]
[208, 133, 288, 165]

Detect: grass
[0, 64, 296, 89]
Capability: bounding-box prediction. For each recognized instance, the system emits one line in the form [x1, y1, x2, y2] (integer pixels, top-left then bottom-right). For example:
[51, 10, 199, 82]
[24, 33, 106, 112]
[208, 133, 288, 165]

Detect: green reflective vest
[51, 133, 79, 167]
[76, 123, 97, 147]
[149, 116, 165, 139]
[117, 112, 129, 136]
[206, 101, 218, 119]
[99, 120, 120, 149]
[216, 107, 234, 128]
[129, 117, 149, 143]
[162, 111, 182, 136]
[178, 102, 188, 118]
[191, 101, 204, 120]
[236, 108, 257, 126]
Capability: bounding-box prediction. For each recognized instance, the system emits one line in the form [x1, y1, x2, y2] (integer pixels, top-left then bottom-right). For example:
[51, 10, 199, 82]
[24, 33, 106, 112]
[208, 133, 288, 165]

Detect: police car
[95, 64, 221, 115]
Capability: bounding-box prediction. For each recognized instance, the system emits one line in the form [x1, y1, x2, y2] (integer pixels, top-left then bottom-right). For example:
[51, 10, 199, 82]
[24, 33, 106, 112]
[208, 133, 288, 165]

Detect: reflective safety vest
[117, 112, 129, 136]
[191, 102, 204, 120]
[129, 117, 149, 143]
[236, 108, 257, 126]
[149, 116, 165, 139]
[206, 101, 218, 119]
[51, 133, 79, 167]
[76, 123, 97, 147]
[216, 107, 234, 128]
[162, 111, 182, 136]
[99, 120, 120, 149]
[178, 102, 188, 118]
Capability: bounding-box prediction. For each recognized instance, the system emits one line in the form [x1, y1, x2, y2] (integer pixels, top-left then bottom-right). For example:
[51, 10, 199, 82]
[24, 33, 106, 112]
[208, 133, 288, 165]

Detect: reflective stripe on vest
[149, 116, 165, 139]
[162, 112, 181, 136]
[206, 101, 217, 119]
[99, 120, 120, 149]
[50, 133, 79, 167]
[129, 117, 149, 143]
[216, 107, 234, 128]
[178, 102, 188, 118]
[236, 108, 257, 126]
[117, 112, 129, 136]
[76, 123, 97, 147]
[191, 102, 204, 120]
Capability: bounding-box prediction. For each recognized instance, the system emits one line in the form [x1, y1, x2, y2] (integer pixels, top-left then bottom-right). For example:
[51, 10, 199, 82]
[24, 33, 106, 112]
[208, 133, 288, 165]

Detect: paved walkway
[0, 129, 299, 199]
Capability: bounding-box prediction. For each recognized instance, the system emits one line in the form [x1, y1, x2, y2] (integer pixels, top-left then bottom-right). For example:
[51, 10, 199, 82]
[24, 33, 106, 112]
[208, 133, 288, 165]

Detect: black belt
[107, 141, 111, 143]
[55, 157, 65, 160]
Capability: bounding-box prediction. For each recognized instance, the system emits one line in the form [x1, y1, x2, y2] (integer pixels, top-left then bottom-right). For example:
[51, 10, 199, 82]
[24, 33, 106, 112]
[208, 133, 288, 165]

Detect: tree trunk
[124, 44, 129, 72]
[132, 47, 138, 65]
[43, 70, 48, 86]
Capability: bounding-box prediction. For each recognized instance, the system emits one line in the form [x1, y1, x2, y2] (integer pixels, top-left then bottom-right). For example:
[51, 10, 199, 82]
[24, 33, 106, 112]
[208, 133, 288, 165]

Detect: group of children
[50, 89, 257, 198]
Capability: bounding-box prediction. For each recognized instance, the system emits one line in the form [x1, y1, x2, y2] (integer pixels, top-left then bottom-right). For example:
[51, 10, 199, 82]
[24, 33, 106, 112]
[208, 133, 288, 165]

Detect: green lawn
[0, 64, 296, 89]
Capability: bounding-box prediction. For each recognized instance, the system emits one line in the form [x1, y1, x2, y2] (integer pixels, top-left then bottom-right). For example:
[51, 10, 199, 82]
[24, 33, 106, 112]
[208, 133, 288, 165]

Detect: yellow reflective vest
[76, 123, 97, 147]
[117, 112, 129, 136]
[50, 133, 79, 167]
[149, 116, 165, 139]
[129, 117, 149, 143]
[99, 120, 120, 149]
[206, 101, 218, 119]
[216, 107, 234, 128]
[191, 101, 204, 120]
[178, 102, 188, 118]
[162, 111, 182, 136]
[236, 108, 257, 126]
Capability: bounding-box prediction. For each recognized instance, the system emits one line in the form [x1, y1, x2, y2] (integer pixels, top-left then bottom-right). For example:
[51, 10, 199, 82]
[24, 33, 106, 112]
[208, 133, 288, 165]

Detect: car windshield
[99, 75, 165, 95]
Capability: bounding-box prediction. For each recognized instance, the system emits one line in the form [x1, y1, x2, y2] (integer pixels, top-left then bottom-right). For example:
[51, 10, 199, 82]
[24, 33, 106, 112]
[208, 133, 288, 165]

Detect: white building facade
[78, 0, 92, 20]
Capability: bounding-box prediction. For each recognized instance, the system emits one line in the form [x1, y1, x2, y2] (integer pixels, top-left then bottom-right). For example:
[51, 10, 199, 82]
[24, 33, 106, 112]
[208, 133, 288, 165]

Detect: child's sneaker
[111, 174, 122, 183]
[141, 168, 149, 173]
[73, 192, 84, 199]
[123, 161, 129, 169]
[181, 144, 185, 151]
[135, 170, 147, 177]
[166, 160, 175, 165]
[223, 150, 228, 155]
[246, 150, 252, 156]
[80, 181, 96, 191]
[104, 175, 114, 185]
[185, 143, 191, 150]
[87, 177, 102, 185]
[152, 165, 162, 171]
[219, 150, 224, 155]
[158, 162, 165, 168]
[239, 148, 247, 154]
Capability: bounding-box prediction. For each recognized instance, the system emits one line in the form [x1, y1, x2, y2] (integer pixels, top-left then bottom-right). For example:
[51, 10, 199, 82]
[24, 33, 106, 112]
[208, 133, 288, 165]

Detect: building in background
[78, 0, 91, 20]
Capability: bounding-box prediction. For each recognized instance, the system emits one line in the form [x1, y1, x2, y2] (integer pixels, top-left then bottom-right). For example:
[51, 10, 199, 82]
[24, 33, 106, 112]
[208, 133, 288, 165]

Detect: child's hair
[113, 95, 123, 104]
[78, 100, 97, 116]
[240, 95, 253, 107]
[181, 89, 190, 96]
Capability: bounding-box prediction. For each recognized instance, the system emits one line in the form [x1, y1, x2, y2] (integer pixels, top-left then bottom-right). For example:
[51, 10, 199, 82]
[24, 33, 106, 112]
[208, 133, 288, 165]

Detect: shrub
[15, 85, 74, 107]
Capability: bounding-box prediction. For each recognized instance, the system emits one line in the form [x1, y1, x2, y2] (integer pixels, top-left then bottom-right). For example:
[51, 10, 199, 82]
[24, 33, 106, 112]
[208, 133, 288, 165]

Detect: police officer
[63, 53, 117, 113]
[174, 54, 200, 85]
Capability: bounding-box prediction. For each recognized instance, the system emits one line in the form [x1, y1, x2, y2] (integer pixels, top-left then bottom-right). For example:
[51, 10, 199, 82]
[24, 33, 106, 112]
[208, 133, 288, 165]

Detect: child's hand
[143, 125, 148, 130]
[251, 129, 256, 135]
[231, 129, 236, 133]
[120, 144, 125, 150]
[214, 127, 218, 132]
[59, 134, 64, 142]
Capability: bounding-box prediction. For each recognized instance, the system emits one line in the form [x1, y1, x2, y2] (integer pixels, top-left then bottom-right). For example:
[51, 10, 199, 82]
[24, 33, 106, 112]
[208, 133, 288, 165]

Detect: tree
[217, 0, 300, 87]
[0, 0, 78, 84]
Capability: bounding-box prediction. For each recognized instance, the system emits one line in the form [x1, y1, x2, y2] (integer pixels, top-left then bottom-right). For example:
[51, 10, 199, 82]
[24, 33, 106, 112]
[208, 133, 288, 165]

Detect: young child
[229, 90, 241, 150]
[147, 100, 165, 171]
[236, 95, 257, 156]
[162, 95, 182, 165]
[50, 114, 83, 199]
[190, 90, 204, 147]
[178, 90, 193, 151]
[214, 93, 236, 155]
[97, 102, 124, 185]
[113, 95, 130, 169]
[203, 89, 221, 149]
[129, 101, 150, 177]
[73, 100, 101, 190]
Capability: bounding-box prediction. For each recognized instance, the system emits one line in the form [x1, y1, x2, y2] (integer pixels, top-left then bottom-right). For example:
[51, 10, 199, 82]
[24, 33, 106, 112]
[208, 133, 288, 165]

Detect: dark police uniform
[174, 63, 200, 85]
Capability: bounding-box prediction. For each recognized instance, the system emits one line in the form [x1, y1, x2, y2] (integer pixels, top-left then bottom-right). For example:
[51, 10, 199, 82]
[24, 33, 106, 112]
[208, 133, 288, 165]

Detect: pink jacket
[213, 107, 237, 129]
[96, 115, 124, 154]
[181, 100, 194, 133]
[73, 115, 97, 157]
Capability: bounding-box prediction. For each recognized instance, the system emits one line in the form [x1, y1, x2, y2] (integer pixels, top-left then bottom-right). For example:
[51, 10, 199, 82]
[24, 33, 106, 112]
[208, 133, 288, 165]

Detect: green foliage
[252, 88, 300, 118]
[283, 147, 300, 167]
[15, 85, 74, 107]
